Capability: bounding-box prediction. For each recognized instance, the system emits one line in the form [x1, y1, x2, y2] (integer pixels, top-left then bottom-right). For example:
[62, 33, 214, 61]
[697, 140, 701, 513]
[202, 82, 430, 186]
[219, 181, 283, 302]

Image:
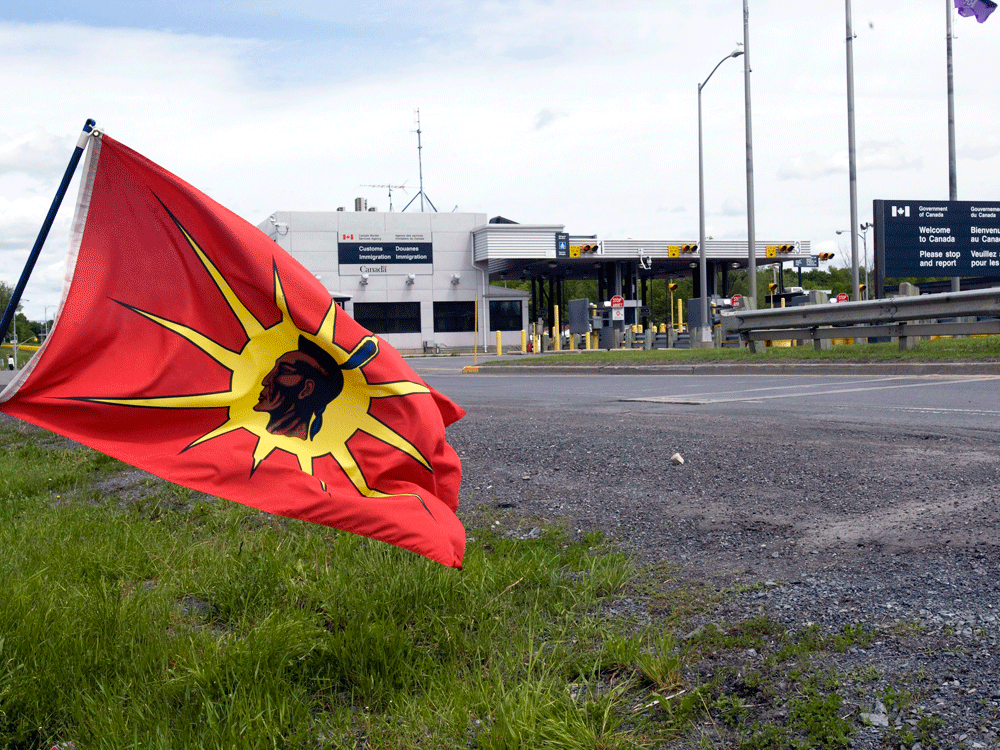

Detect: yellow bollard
[521, 329, 527, 354]
[585, 329, 591, 350]
[553, 305, 561, 352]
[496, 329, 502, 356]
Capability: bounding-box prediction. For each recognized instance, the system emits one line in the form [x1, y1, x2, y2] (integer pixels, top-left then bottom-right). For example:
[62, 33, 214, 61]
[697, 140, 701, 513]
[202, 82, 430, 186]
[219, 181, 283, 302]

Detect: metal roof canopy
[472, 224, 812, 280]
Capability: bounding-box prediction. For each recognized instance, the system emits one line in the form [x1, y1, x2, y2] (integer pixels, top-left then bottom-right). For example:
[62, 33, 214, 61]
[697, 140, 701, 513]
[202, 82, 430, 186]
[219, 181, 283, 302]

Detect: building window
[489, 300, 522, 331]
[433, 301, 476, 332]
[352, 302, 421, 334]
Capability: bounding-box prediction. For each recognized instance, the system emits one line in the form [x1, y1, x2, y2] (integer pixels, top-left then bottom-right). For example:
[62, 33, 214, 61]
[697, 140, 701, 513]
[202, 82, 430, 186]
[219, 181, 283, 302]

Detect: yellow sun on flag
[88, 209, 432, 496]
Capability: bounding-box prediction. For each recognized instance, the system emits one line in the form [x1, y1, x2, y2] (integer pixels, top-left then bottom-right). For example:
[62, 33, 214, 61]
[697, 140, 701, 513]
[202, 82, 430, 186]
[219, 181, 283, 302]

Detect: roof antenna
[402, 109, 437, 212]
[361, 182, 408, 212]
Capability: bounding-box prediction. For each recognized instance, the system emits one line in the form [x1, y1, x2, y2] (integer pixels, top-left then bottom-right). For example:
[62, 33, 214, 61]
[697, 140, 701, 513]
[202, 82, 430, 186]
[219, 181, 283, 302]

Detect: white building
[259, 210, 537, 353]
[259, 207, 809, 352]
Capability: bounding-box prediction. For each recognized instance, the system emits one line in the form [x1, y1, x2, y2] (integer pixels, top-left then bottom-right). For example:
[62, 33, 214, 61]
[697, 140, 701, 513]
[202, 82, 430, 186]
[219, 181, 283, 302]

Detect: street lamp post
[836, 221, 872, 298]
[697, 46, 744, 347]
[743, 0, 758, 306]
[43, 305, 54, 339]
[859, 221, 872, 297]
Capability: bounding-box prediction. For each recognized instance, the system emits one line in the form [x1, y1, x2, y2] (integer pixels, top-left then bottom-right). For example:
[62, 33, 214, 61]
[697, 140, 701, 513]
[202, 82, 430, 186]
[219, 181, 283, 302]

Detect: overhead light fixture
[406, 273, 415, 285]
[547, 261, 558, 269]
[451, 273, 461, 285]
[359, 273, 369, 286]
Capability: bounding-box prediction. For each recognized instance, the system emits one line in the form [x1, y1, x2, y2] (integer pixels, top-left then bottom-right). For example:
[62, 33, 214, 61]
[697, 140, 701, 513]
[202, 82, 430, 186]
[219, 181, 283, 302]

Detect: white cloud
[958, 138, 1000, 161]
[777, 152, 846, 181]
[1, 3, 998, 319]
[0, 127, 76, 177]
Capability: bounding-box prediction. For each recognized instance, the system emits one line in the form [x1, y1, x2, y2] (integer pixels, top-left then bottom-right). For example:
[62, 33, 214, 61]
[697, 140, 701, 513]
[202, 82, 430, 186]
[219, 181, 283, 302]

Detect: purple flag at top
[955, 0, 996, 22]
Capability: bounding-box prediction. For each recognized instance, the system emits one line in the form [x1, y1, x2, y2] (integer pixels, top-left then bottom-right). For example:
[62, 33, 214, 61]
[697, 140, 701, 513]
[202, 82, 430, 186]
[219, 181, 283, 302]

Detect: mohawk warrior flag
[955, 0, 996, 22]
[0, 134, 466, 568]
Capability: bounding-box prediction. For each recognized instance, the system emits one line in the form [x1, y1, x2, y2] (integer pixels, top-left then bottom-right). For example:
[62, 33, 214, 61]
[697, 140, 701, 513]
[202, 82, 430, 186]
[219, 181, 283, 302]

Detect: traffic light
[680, 244, 698, 253]
[668, 283, 678, 291]
[768, 282, 778, 292]
[859, 284, 866, 294]
[818, 252, 835, 261]
[569, 243, 600, 256]
[776, 244, 795, 253]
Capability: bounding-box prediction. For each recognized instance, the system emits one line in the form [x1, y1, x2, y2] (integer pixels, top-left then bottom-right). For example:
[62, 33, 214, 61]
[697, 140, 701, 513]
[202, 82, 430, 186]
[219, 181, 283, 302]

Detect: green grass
[0, 343, 38, 370]
[484, 335, 999, 365]
[0, 416, 953, 749]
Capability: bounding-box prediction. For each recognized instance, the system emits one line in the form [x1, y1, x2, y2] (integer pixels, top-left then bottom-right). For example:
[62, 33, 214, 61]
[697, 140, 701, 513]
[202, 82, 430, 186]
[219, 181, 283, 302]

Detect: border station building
[258, 204, 810, 352]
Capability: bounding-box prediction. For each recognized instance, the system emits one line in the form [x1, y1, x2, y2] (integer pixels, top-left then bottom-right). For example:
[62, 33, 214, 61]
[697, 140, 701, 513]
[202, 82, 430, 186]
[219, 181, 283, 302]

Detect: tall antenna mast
[416, 108, 425, 212]
[402, 108, 437, 212]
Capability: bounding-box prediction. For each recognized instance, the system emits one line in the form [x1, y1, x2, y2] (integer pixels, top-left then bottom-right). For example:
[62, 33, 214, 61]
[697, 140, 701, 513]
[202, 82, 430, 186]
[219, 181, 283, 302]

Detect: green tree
[14, 312, 34, 343]
[0, 281, 18, 341]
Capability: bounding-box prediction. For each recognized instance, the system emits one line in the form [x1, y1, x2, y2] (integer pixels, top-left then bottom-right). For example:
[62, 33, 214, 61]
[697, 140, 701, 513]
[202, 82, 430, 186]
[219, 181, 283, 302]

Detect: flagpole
[0, 119, 97, 340]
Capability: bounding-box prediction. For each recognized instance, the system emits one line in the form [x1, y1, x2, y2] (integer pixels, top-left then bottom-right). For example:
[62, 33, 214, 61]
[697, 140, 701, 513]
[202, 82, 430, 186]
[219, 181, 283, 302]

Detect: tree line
[1, 281, 48, 344]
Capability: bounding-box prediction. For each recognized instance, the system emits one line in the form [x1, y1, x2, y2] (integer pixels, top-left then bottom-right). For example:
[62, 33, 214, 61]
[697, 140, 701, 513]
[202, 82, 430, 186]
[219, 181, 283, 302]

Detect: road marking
[626, 376, 999, 404]
[858, 404, 1000, 417]
[629, 376, 909, 401]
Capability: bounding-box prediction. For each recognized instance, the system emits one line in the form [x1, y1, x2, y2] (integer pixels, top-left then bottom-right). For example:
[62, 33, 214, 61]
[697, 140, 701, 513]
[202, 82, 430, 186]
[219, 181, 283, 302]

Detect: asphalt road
[4, 353, 996, 432]
[409, 355, 1000, 432]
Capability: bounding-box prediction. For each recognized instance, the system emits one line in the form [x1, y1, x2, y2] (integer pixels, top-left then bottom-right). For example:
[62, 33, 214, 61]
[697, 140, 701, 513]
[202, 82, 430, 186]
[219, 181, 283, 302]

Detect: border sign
[874, 199, 1000, 279]
[338, 231, 433, 276]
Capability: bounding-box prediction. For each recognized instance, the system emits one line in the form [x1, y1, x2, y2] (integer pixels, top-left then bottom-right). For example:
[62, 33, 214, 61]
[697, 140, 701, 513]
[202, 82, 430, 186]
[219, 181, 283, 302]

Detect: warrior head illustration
[254, 335, 373, 441]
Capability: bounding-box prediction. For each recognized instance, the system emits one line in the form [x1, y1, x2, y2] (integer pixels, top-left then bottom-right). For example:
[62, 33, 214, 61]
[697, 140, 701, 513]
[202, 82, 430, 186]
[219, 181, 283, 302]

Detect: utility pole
[946, 0, 960, 292]
[845, 0, 861, 301]
[743, 0, 758, 305]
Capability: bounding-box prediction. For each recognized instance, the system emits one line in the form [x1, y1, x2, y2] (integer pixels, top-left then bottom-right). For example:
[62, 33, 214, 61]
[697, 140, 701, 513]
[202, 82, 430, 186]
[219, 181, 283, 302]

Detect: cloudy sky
[2, 1, 997, 321]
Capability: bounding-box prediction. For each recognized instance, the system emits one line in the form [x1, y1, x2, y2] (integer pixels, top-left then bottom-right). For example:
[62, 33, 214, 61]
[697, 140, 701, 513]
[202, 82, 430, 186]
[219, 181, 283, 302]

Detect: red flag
[0, 134, 466, 568]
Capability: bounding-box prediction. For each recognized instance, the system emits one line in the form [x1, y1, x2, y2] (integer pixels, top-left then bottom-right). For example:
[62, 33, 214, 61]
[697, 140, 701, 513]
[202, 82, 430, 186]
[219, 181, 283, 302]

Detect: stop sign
[731, 294, 742, 307]
[836, 292, 849, 303]
[609, 295, 625, 321]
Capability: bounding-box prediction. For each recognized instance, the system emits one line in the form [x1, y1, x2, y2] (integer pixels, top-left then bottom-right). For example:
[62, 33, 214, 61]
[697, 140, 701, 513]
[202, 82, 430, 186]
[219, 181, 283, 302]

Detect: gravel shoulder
[449, 400, 1000, 747]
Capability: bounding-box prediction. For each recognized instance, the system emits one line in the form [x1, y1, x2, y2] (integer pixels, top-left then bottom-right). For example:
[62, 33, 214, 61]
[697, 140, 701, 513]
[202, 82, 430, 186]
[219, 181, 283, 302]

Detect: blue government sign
[555, 232, 569, 258]
[338, 241, 433, 265]
[875, 199, 1000, 278]
[793, 255, 820, 268]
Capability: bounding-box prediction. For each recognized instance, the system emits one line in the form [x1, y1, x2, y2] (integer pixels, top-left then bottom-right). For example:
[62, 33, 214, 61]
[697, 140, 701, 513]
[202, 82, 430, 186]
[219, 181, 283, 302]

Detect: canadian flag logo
[891, 205, 910, 218]
[342, 233, 354, 240]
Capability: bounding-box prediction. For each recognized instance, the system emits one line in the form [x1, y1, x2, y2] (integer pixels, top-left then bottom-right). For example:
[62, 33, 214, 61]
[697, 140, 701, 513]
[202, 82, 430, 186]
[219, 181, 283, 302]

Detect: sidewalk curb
[472, 361, 999, 376]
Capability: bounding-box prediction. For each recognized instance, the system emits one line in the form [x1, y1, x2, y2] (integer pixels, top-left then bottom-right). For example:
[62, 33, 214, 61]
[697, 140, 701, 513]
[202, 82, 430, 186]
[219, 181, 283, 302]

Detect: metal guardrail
[720, 288, 1000, 353]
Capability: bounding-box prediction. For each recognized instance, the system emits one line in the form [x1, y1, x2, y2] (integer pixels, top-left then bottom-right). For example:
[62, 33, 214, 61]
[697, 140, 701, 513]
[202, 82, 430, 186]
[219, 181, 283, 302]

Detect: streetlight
[43, 305, 54, 339]
[698, 45, 744, 347]
[836, 222, 872, 298]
